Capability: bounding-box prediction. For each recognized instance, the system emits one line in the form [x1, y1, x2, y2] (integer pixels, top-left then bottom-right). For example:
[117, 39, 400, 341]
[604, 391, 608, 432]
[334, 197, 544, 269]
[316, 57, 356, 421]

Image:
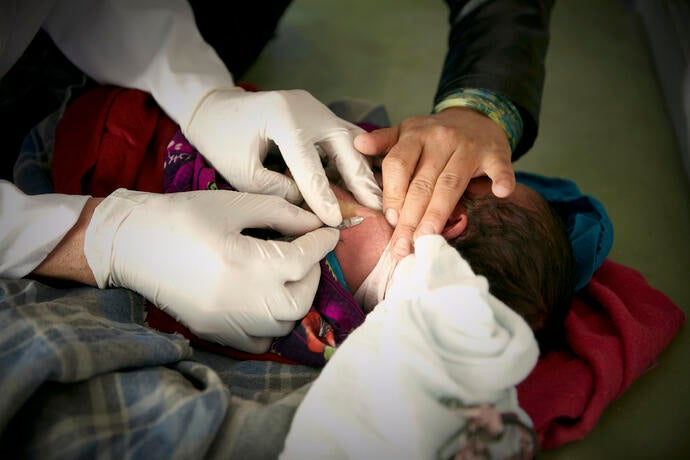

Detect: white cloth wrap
[353, 242, 397, 313]
[281, 235, 539, 459]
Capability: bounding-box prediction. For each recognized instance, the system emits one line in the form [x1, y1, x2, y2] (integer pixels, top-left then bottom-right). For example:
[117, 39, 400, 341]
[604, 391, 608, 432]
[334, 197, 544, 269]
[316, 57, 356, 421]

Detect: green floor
[245, 1, 690, 458]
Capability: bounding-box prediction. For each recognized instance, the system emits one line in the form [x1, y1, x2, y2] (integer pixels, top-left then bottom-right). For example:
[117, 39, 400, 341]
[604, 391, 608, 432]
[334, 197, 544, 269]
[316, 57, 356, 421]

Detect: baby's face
[329, 183, 393, 292]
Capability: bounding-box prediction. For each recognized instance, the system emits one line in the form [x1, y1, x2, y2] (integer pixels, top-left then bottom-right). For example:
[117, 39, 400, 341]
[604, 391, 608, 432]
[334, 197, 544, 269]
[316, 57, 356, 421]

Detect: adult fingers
[411, 148, 473, 240]
[385, 140, 458, 258]
[240, 194, 325, 235]
[482, 150, 516, 198]
[319, 132, 382, 210]
[279, 140, 342, 227]
[197, 314, 276, 353]
[271, 263, 323, 322]
[264, 227, 339, 282]
[267, 228, 339, 320]
[379, 133, 425, 227]
[247, 167, 303, 204]
[353, 126, 400, 156]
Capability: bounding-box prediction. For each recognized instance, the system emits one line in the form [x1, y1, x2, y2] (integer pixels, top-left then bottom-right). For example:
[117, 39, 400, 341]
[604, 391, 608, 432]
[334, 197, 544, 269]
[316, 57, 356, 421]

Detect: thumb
[292, 226, 340, 262]
[483, 154, 516, 198]
[259, 228, 338, 322]
[277, 227, 340, 279]
[354, 126, 400, 156]
[243, 197, 325, 236]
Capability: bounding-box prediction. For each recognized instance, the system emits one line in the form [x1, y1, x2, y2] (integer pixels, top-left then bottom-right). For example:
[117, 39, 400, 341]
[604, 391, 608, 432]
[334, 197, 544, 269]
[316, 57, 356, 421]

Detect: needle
[335, 216, 365, 230]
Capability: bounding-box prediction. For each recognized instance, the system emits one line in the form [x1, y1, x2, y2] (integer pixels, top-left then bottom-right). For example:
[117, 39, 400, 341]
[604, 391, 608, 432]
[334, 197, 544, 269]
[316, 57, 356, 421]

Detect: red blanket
[516, 259, 684, 448]
[53, 86, 176, 196]
[51, 86, 685, 450]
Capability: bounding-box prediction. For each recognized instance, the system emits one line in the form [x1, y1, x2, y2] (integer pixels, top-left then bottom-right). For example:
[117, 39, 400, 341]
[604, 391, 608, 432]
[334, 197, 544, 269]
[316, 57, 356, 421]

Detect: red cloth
[51, 87, 685, 450]
[517, 259, 685, 449]
[52, 86, 176, 196]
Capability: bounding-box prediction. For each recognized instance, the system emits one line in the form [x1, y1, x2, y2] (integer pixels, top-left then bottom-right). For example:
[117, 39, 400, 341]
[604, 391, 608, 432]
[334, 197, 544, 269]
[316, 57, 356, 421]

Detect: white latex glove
[84, 188, 339, 353]
[184, 88, 382, 227]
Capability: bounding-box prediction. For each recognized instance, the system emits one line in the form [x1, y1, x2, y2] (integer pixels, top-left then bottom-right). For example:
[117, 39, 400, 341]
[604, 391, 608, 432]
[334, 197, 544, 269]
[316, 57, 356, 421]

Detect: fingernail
[415, 222, 435, 239]
[385, 208, 398, 226]
[494, 180, 512, 197]
[393, 237, 412, 258]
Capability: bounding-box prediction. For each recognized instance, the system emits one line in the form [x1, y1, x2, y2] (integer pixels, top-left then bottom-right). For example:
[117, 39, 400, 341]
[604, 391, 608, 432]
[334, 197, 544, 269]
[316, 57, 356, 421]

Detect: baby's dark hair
[448, 188, 576, 353]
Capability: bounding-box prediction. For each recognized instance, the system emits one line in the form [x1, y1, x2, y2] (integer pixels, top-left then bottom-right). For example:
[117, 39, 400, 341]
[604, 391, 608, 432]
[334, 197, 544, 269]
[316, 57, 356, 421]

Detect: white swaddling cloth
[281, 235, 539, 459]
[353, 241, 396, 313]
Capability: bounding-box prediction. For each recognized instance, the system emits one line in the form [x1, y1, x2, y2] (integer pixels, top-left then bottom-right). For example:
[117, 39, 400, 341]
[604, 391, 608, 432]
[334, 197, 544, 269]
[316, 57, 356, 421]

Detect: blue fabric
[516, 172, 614, 291]
[0, 279, 229, 458]
[0, 278, 321, 459]
[13, 111, 59, 195]
[324, 251, 348, 290]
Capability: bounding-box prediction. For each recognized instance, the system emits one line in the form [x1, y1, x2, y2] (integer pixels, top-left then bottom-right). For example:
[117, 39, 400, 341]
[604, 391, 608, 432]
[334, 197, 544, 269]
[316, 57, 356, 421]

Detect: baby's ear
[442, 213, 468, 240]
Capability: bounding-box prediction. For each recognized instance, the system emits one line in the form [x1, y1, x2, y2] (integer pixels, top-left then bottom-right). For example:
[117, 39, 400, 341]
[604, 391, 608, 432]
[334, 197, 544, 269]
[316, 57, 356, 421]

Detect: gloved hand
[84, 188, 339, 353]
[184, 88, 382, 227]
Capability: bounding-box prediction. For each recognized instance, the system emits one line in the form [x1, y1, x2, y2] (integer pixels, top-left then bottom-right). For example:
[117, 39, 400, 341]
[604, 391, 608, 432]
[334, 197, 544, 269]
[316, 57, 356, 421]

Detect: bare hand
[354, 107, 516, 258]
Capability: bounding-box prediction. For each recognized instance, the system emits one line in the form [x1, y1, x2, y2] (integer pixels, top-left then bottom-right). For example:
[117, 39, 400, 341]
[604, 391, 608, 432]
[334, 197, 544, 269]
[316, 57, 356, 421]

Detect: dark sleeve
[436, 0, 554, 159]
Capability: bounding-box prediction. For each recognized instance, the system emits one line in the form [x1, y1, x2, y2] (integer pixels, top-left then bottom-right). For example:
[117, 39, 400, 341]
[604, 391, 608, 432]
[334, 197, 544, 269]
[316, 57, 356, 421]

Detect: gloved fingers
[265, 228, 337, 322]
[184, 272, 301, 350]
[286, 227, 340, 270]
[185, 308, 276, 353]
[240, 315, 299, 340]
[340, 118, 367, 137]
[269, 263, 323, 321]
[232, 319, 297, 355]
[279, 140, 342, 227]
[242, 167, 303, 204]
[318, 132, 383, 211]
[239, 195, 325, 236]
[229, 335, 275, 354]
[269, 227, 339, 280]
[266, 318, 301, 339]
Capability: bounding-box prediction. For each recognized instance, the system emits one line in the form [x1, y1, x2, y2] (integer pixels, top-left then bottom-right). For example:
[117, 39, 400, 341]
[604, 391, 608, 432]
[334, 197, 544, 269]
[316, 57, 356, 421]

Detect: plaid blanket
[0, 278, 319, 459]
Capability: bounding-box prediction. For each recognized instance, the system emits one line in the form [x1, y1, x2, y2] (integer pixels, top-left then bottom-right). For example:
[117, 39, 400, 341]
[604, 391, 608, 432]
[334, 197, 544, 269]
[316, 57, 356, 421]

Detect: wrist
[433, 88, 523, 153]
[32, 197, 103, 286]
[84, 189, 156, 288]
[184, 86, 246, 137]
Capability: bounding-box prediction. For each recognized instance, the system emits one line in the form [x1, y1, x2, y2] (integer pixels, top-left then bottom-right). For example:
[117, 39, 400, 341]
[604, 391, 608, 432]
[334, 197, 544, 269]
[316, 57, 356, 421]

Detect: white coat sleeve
[42, 0, 235, 130]
[0, 181, 89, 278]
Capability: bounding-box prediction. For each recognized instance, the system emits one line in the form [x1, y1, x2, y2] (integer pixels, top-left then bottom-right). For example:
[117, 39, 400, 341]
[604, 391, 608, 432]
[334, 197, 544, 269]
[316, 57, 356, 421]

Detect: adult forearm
[31, 197, 102, 285]
[438, 0, 554, 158]
[0, 180, 90, 278]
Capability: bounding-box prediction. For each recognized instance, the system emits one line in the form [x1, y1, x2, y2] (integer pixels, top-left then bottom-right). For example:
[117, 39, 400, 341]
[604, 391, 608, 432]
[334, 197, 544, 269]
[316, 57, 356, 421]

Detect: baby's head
[323, 174, 577, 353]
[443, 178, 576, 352]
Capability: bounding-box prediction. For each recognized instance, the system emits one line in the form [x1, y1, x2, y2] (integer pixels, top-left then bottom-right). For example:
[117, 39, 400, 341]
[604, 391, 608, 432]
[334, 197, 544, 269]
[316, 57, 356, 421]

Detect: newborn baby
[281, 155, 568, 460]
[329, 173, 576, 351]
[282, 231, 543, 460]
[161, 129, 576, 363]
[42, 87, 577, 458]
